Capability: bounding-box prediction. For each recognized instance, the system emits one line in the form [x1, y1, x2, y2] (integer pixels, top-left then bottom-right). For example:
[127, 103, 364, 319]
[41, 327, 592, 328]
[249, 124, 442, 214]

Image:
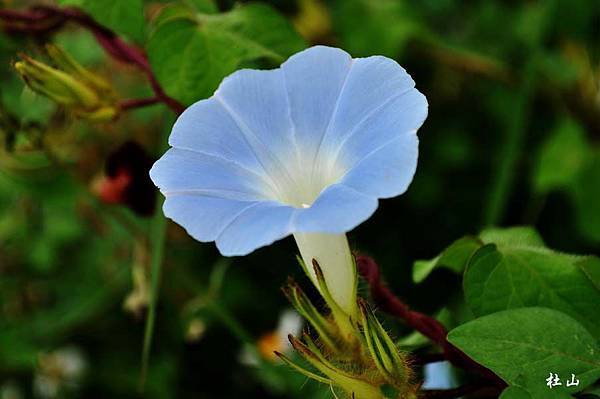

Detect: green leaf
[479, 226, 545, 248]
[499, 386, 533, 399]
[53, 30, 106, 67]
[147, 3, 305, 105]
[576, 257, 600, 291]
[187, 0, 218, 14]
[532, 118, 590, 194]
[412, 226, 543, 283]
[500, 385, 574, 399]
[58, 0, 145, 43]
[580, 384, 600, 398]
[464, 244, 600, 337]
[413, 236, 481, 283]
[448, 308, 600, 397]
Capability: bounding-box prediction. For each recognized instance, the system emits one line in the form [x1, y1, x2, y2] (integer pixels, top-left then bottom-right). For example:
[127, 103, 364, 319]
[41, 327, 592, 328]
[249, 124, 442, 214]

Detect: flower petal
[149, 148, 272, 201]
[214, 68, 298, 188]
[337, 89, 427, 162]
[216, 202, 297, 256]
[163, 195, 257, 242]
[293, 183, 378, 233]
[168, 98, 265, 174]
[319, 55, 416, 156]
[281, 46, 353, 160]
[340, 133, 419, 198]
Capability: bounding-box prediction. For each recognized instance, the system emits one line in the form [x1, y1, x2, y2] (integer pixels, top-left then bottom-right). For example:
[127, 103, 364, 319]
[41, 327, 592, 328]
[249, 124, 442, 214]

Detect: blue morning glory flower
[150, 46, 427, 316]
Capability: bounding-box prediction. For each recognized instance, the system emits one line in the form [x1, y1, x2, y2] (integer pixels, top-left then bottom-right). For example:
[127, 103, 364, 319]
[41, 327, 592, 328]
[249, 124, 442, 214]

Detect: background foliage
[0, 0, 598, 398]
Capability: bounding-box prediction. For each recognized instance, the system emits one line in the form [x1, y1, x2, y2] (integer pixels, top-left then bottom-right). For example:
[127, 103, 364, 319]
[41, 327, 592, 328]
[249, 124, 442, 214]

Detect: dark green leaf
[58, 0, 145, 43]
[479, 226, 545, 248]
[147, 4, 305, 105]
[576, 257, 600, 291]
[499, 386, 533, 399]
[464, 244, 600, 336]
[500, 385, 574, 399]
[412, 226, 544, 283]
[413, 236, 481, 283]
[188, 0, 218, 14]
[448, 308, 600, 397]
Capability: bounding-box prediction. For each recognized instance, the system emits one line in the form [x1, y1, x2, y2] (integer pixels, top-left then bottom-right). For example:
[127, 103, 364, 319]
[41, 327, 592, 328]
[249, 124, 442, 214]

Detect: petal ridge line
[162, 188, 268, 201]
[338, 130, 419, 193]
[280, 65, 302, 172]
[214, 201, 295, 246]
[329, 88, 422, 169]
[167, 145, 277, 193]
[309, 58, 355, 184]
[214, 93, 297, 201]
[214, 201, 264, 242]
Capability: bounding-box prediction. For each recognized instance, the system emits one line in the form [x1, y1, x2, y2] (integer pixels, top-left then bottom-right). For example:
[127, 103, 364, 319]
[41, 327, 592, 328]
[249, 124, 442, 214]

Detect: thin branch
[139, 195, 167, 391]
[0, 7, 65, 34]
[0, 5, 185, 115]
[355, 255, 505, 386]
[0, 7, 54, 22]
[119, 97, 162, 111]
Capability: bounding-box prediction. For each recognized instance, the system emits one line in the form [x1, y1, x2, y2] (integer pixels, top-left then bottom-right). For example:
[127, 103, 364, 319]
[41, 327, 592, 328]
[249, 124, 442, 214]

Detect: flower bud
[45, 44, 112, 94]
[14, 47, 118, 122]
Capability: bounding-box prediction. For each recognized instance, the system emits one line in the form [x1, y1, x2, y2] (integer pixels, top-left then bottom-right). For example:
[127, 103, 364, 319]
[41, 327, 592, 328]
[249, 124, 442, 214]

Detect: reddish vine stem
[412, 353, 446, 366]
[355, 255, 505, 386]
[0, 5, 185, 115]
[119, 96, 162, 111]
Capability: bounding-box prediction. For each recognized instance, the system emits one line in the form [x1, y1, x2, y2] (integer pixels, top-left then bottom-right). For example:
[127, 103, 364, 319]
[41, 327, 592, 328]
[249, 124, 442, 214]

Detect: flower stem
[138, 195, 166, 391]
[483, 0, 556, 226]
[139, 116, 173, 391]
[483, 60, 537, 226]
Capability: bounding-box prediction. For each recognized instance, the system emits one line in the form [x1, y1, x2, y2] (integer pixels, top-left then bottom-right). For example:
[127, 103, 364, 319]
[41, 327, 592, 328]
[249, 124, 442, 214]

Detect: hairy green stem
[139, 116, 173, 390]
[483, 60, 537, 226]
[483, 1, 556, 226]
[139, 195, 166, 390]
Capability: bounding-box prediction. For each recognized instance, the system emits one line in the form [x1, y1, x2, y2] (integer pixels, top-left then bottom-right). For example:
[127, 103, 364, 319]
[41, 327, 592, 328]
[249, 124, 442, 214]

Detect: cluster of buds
[280, 259, 416, 399]
[14, 45, 118, 122]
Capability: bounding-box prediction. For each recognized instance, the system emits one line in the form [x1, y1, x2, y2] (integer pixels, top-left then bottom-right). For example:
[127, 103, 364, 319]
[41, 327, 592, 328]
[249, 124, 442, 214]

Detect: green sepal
[282, 279, 338, 352]
[288, 334, 382, 399]
[46, 44, 112, 93]
[15, 54, 99, 108]
[311, 259, 357, 341]
[358, 299, 409, 387]
[274, 351, 332, 385]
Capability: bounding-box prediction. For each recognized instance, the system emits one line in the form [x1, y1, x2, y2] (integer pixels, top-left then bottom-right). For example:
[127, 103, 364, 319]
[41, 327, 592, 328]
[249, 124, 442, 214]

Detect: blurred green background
[0, 0, 598, 398]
